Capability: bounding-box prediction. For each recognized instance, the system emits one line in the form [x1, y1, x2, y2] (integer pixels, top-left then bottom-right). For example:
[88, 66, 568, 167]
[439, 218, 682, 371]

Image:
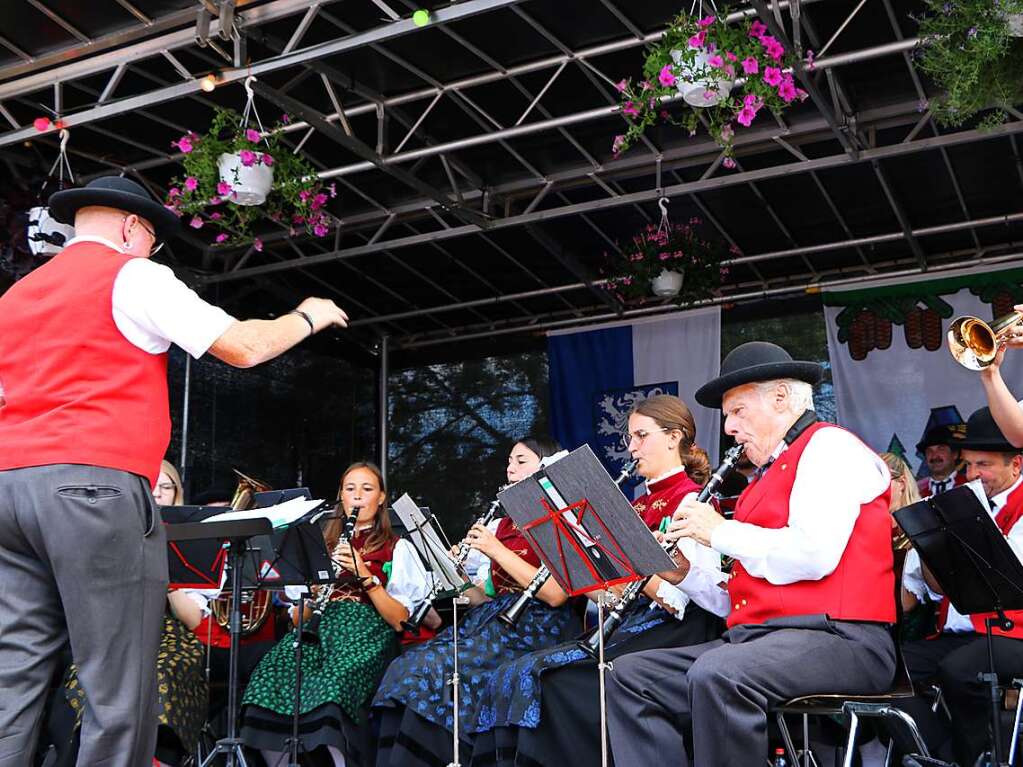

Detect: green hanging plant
[915, 0, 1023, 128]
[164, 107, 336, 247]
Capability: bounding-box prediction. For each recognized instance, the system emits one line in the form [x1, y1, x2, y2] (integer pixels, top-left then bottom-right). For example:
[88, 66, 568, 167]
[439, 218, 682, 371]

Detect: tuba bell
[210, 469, 274, 637]
[947, 311, 1023, 370]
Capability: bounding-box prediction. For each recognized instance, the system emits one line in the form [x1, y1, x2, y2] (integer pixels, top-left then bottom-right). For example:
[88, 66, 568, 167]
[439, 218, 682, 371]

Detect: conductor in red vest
[606, 341, 897, 766]
[0, 177, 348, 767]
[900, 406, 1023, 765]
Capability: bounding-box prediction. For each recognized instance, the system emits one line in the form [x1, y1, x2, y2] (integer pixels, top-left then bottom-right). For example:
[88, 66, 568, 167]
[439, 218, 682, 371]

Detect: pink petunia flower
[253, 238, 264, 252]
[725, 51, 738, 62]
[742, 57, 759, 75]
[778, 78, 798, 102]
[612, 134, 626, 155]
[245, 128, 261, 143]
[622, 101, 640, 118]
[189, 216, 203, 229]
[261, 153, 274, 167]
[216, 181, 232, 196]
[641, 80, 653, 91]
[210, 212, 222, 221]
[313, 223, 329, 237]
[763, 66, 783, 86]
[699, 15, 716, 27]
[750, 20, 767, 38]
[168, 187, 181, 198]
[658, 65, 676, 87]
[806, 49, 816, 70]
[238, 149, 257, 167]
[215, 233, 228, 243]
[723, 157, 737, 169]
[328, 183, 337, 198]
[614, 79, 628, 93]
[736, 106, 756, 127]
[688, 31, 706, 48]
[174, 136, 193, 153]
[720, 123, 734, 141]
[184, 177, 198, 192]
[761, 36, 785, 60]
[281, 113, 291, 124]
[707, 54, 724, 68]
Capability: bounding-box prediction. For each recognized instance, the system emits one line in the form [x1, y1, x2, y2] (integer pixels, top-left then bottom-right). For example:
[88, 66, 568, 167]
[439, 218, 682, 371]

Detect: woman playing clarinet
[240, 461, 433, 767]
[372, 437, 579, 767]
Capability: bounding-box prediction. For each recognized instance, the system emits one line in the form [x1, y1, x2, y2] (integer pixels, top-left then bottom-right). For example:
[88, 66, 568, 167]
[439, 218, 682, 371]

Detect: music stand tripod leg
[201, 537, 251, 767]
[983, 615, 1010, 766]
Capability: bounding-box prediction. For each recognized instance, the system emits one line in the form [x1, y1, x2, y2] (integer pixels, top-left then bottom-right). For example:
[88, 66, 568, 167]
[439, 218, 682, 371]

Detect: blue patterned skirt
[372, 593, 579, 766]
[468, 600, 721, 767]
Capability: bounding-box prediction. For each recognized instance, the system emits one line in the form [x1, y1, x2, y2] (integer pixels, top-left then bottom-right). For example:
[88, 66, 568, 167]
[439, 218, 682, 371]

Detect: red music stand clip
[523, 496, 642, 597]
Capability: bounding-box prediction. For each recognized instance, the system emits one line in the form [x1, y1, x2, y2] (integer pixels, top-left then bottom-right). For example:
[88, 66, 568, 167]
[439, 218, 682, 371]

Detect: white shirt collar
[65, 235, 127, 254]
[990, 474, 1023, 514]
[645, 465, 685, 492]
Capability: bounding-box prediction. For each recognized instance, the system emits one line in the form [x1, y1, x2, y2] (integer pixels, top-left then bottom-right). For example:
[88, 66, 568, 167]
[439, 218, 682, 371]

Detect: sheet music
[390, 493, 467, 591]
[200, 497, 324, 529]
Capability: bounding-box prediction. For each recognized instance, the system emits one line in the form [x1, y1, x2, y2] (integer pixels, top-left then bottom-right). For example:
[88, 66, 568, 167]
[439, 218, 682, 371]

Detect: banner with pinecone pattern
[824, 264, 1023, 477]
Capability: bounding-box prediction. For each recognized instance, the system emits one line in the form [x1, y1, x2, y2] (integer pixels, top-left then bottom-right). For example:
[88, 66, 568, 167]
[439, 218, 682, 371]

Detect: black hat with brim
[695, 341, 823, 409]
[915, 424, 965, 454]
[48, 176, 181, 240]
[959, 407, 1020, 453]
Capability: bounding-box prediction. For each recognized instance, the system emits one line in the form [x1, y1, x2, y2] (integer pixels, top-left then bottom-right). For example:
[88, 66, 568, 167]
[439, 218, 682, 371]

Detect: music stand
[894, 482, 1023, 766]
[498, 445, 675, 596]
[167, 516, 273, 767]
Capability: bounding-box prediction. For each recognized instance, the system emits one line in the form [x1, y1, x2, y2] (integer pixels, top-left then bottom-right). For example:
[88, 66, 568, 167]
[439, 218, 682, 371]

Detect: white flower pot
[218, 152, 274, 206]
[651, 269, 684, 297]
[26, 205, 74, 256]
[671, 47, 734, 107]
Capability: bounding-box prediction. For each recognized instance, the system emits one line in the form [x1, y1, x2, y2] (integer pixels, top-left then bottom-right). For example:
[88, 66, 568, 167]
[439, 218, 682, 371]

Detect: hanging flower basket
[915, 0, 1023, 128]
[603, 215, 732, 306]
[165, 106, 335, 245]
[671, 47, 735, 107]
[217, 151, 274, 206]
[611, 12, 807, 163]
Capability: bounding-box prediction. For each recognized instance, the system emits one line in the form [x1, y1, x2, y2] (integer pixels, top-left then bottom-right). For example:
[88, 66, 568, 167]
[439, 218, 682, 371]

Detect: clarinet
[401, 487, 509, 632]
[579, 444, 745, 656]
[300, 507, 359, 644]
[497, 459, 638, 628]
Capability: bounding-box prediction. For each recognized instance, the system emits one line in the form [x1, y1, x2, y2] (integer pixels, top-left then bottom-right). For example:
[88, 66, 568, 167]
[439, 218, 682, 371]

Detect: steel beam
[202, 119, 1023, 284]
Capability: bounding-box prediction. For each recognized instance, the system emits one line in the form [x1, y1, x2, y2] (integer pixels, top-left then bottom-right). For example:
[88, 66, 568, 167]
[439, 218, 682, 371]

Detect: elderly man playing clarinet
[606, 341, 897, 766]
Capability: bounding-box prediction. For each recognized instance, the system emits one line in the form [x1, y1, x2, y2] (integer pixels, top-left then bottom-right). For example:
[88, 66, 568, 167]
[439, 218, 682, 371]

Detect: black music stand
[894, 484, 1023, 766]
[498, 445, 675, 595]
[167, 517, 273, 767]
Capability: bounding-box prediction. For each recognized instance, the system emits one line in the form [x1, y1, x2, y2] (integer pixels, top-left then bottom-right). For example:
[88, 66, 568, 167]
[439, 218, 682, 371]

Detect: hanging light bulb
[412, 9, 431, 26]
[199, 72, 217, 93]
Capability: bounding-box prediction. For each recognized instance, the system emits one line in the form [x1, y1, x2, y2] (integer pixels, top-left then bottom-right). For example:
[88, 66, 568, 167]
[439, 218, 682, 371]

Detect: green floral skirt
[242, 599, 397, 720]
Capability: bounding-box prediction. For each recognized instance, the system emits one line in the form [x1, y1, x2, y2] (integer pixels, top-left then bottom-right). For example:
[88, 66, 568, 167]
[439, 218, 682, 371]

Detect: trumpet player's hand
[335, 545, 368, 578]
[665, 496, 725, 548]
[466, 523, 506, 560]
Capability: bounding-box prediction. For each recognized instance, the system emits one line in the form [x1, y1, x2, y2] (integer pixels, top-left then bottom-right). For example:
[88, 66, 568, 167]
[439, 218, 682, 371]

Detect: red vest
[917, 473, 966, 499]
[490, 516, 543, 595]
[632, 469, 701, 531]
[0, 241, 170, 486]
[935, 480, 1023, 640]
[727, 422, 896, 629]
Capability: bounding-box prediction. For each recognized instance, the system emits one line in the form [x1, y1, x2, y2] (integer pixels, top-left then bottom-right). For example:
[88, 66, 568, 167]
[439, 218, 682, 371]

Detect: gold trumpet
[947, 311, 1023, 370]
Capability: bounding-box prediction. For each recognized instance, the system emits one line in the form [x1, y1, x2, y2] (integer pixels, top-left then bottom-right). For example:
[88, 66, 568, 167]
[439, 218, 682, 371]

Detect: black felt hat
[959, 407, 1019, 453]
[915, 424, 965, 454]
[48, 176, 181, 240]
[695, 341, 823, 409]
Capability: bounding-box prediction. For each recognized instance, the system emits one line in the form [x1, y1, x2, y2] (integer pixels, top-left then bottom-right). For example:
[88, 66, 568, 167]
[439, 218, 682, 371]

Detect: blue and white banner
[547, 308, 721, 477]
